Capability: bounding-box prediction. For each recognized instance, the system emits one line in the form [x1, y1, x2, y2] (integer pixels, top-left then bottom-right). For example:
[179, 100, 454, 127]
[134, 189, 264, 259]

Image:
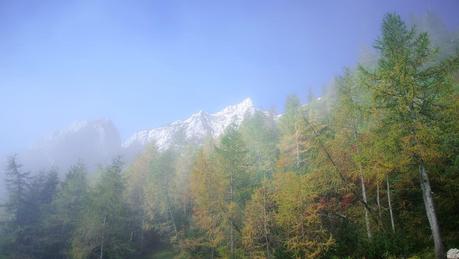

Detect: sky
[1, 0, 459, 153]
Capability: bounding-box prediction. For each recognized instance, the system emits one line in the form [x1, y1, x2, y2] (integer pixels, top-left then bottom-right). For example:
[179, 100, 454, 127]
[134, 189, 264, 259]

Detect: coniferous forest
[1, 13, 459, 259]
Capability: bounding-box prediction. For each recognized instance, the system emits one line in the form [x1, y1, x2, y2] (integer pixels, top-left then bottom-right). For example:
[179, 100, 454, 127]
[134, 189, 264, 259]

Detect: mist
[1, 1, 459, 258]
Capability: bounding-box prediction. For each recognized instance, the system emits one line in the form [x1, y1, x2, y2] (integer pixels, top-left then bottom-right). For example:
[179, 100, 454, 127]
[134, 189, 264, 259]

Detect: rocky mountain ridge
[11, 98, 259, 173]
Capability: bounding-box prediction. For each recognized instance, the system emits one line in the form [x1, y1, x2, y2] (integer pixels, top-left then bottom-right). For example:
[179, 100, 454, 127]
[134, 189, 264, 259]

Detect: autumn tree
[278, 95, 308, 172]
[240, 112, 279, 258]
[361, 13, 459, 258]
[189, 149, 227, 257]
[273, 172, 334, 258]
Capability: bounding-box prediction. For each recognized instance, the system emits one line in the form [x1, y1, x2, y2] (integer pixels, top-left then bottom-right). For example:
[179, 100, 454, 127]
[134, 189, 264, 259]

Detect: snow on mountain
[123, 98, 256, 153]
[0, 98, 259, 200]
[5, 98, 258, 177]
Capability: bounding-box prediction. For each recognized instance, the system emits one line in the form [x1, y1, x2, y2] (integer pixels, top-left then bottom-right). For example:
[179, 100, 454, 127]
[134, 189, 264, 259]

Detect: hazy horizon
[1, 0, 459, 154]
[1, 2, 459, 258]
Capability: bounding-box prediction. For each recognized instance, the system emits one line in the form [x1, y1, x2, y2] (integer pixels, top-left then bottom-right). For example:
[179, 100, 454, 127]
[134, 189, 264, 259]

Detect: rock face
[448, 248, 459, 259]
[20, 119, 122, 172]
[0, 119, 122, 200]
[0, 98, 262, 201]
[10, 98, 257, 173]
[122, 98, 256, 155]
[0, 98, 261, 202]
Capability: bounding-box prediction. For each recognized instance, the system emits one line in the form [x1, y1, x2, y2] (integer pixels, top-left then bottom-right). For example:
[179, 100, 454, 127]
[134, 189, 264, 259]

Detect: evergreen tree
[71, 158, 132, 259]
[4, 155, 30, 224]
[214, 125, 250, 258]
[144, 149, 180, 242]
[48, 163, 89, 258]
[2, 155, 31, 258]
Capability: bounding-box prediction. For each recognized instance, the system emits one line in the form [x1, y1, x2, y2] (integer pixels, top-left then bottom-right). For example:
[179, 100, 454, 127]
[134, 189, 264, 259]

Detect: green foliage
[1, 12, 458, 259]
[70, 158, 133, 259]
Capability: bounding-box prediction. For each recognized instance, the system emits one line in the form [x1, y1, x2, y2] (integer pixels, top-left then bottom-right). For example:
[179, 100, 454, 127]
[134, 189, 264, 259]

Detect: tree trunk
[386, 177, 395, 233]
[354, 128, 371, 239]
[166, 197, 178, 240]
[419, 162, 444, 259]
[230, 171, 234, 258]
[230, 226, 234, 258]
[376, 182, 382, 224]
[263, 200, 270, 258]
[360, 174, 372, 240]
[140, 212, 145, 249]
[100, 215, 107, 259]
[262, 173, 270, 258]
[295, 127, 300, 169]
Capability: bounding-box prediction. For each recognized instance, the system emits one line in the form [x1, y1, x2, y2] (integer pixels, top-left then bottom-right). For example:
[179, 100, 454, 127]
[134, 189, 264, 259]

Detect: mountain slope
[0, 98, 260, 201]
[123, 98, 256, 154]
[9, 98, 258, 173]
[20, 119, 122, 172]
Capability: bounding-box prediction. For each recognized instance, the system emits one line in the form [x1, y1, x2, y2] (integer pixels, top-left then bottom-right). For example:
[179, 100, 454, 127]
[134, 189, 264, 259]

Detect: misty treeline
[1, 13, 459, 259]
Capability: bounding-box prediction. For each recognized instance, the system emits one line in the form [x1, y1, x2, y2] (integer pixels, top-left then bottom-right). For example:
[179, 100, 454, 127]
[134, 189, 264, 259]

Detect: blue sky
[1, 0, 458, 153]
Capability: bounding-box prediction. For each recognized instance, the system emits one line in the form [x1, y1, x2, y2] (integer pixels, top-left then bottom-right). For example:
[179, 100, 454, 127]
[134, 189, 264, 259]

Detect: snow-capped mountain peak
[215, 97, 254, 117]
[123, 98, 256, 153]
[11, 98, 260, 174]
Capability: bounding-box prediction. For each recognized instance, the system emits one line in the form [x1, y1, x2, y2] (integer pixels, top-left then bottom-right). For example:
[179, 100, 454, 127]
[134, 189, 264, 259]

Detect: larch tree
[144, 149, 180, 242]
[215, 125, 250, 258]
[242, 182, 277, 259]
[332, 69, 373, 239]
[272, 172, 334, 258]
[189, 149, 227, 257]
[361, 13, 459, 258]
[124, 144, 158, 250]
[278, 95, 307, 172]
[240, 111, 279, 258]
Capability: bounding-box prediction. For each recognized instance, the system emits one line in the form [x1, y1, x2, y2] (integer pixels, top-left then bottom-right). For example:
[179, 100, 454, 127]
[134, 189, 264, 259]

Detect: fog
[1, 1, 459, 258]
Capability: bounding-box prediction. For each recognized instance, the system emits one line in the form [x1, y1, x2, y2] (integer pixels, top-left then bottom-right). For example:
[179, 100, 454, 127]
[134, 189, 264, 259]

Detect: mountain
[7, 98, 257, 173]
[122, 98, 256, 156]
[0, 119, 122, 200]
[0, 98, 259, 200]
[20, 119, 122, 172]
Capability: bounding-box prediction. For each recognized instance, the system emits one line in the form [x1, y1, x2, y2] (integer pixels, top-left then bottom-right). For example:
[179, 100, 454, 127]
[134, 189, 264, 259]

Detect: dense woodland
[1, 14, 459, 258]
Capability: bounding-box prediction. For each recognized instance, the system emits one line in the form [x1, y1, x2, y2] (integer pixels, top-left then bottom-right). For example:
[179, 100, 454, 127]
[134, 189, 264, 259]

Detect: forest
[1, 13, 459, 259]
